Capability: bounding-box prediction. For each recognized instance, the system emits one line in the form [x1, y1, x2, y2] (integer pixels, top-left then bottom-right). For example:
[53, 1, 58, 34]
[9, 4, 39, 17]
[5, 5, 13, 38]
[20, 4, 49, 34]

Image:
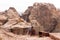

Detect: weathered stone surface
[52, 9, 60, 32]
[50, 33, 60, 40]
[30, 20, 44, 35]
[22, 2, 58, 32]
[9, 22, 31, 34]
[6, 7, 20, 19]
[0, 7, 31, 34]
[0, 2, 60, 40]
[0, 29, 53, 40]
[0, 13, 8, 25]
[0, 7, 22, 26]
[0, 7, 23, 28]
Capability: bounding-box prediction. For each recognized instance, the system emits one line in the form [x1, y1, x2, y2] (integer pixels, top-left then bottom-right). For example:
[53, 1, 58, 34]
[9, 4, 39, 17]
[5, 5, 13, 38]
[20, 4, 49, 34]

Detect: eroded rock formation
[0, 7, 31, 35]
[0, 2, 60, 40]
[22, 2, 58, 32]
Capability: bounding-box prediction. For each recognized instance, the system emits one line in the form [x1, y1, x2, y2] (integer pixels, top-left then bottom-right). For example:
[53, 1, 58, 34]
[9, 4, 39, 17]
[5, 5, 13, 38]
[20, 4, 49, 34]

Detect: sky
[0, 0, 60, 12]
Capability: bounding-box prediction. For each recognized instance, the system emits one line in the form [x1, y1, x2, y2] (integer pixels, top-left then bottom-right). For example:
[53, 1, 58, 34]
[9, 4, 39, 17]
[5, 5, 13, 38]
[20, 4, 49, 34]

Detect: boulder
[22, 2, 58, 32]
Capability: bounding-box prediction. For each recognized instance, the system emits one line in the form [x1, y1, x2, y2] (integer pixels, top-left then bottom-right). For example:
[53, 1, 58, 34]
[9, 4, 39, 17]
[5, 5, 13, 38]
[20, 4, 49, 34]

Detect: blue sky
[0, 0, 60, 12]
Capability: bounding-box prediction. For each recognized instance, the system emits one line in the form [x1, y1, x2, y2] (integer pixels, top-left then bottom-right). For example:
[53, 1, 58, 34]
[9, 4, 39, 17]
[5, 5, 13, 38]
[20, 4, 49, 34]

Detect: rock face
[0, 2, 60, 40]
[6, 7, 20, 19]
[52, 9, 60, 32]
[49, 33, 60, 40]
[0, 14, 7, 25]
[0, 29, 53, 40]
[22, 3, 58, 32]
[0, 7, 31, 35]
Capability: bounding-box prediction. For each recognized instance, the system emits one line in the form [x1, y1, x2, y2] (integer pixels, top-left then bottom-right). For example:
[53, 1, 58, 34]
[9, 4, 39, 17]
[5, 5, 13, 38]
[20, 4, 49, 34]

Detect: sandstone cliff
[22, 2, 58, 32]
